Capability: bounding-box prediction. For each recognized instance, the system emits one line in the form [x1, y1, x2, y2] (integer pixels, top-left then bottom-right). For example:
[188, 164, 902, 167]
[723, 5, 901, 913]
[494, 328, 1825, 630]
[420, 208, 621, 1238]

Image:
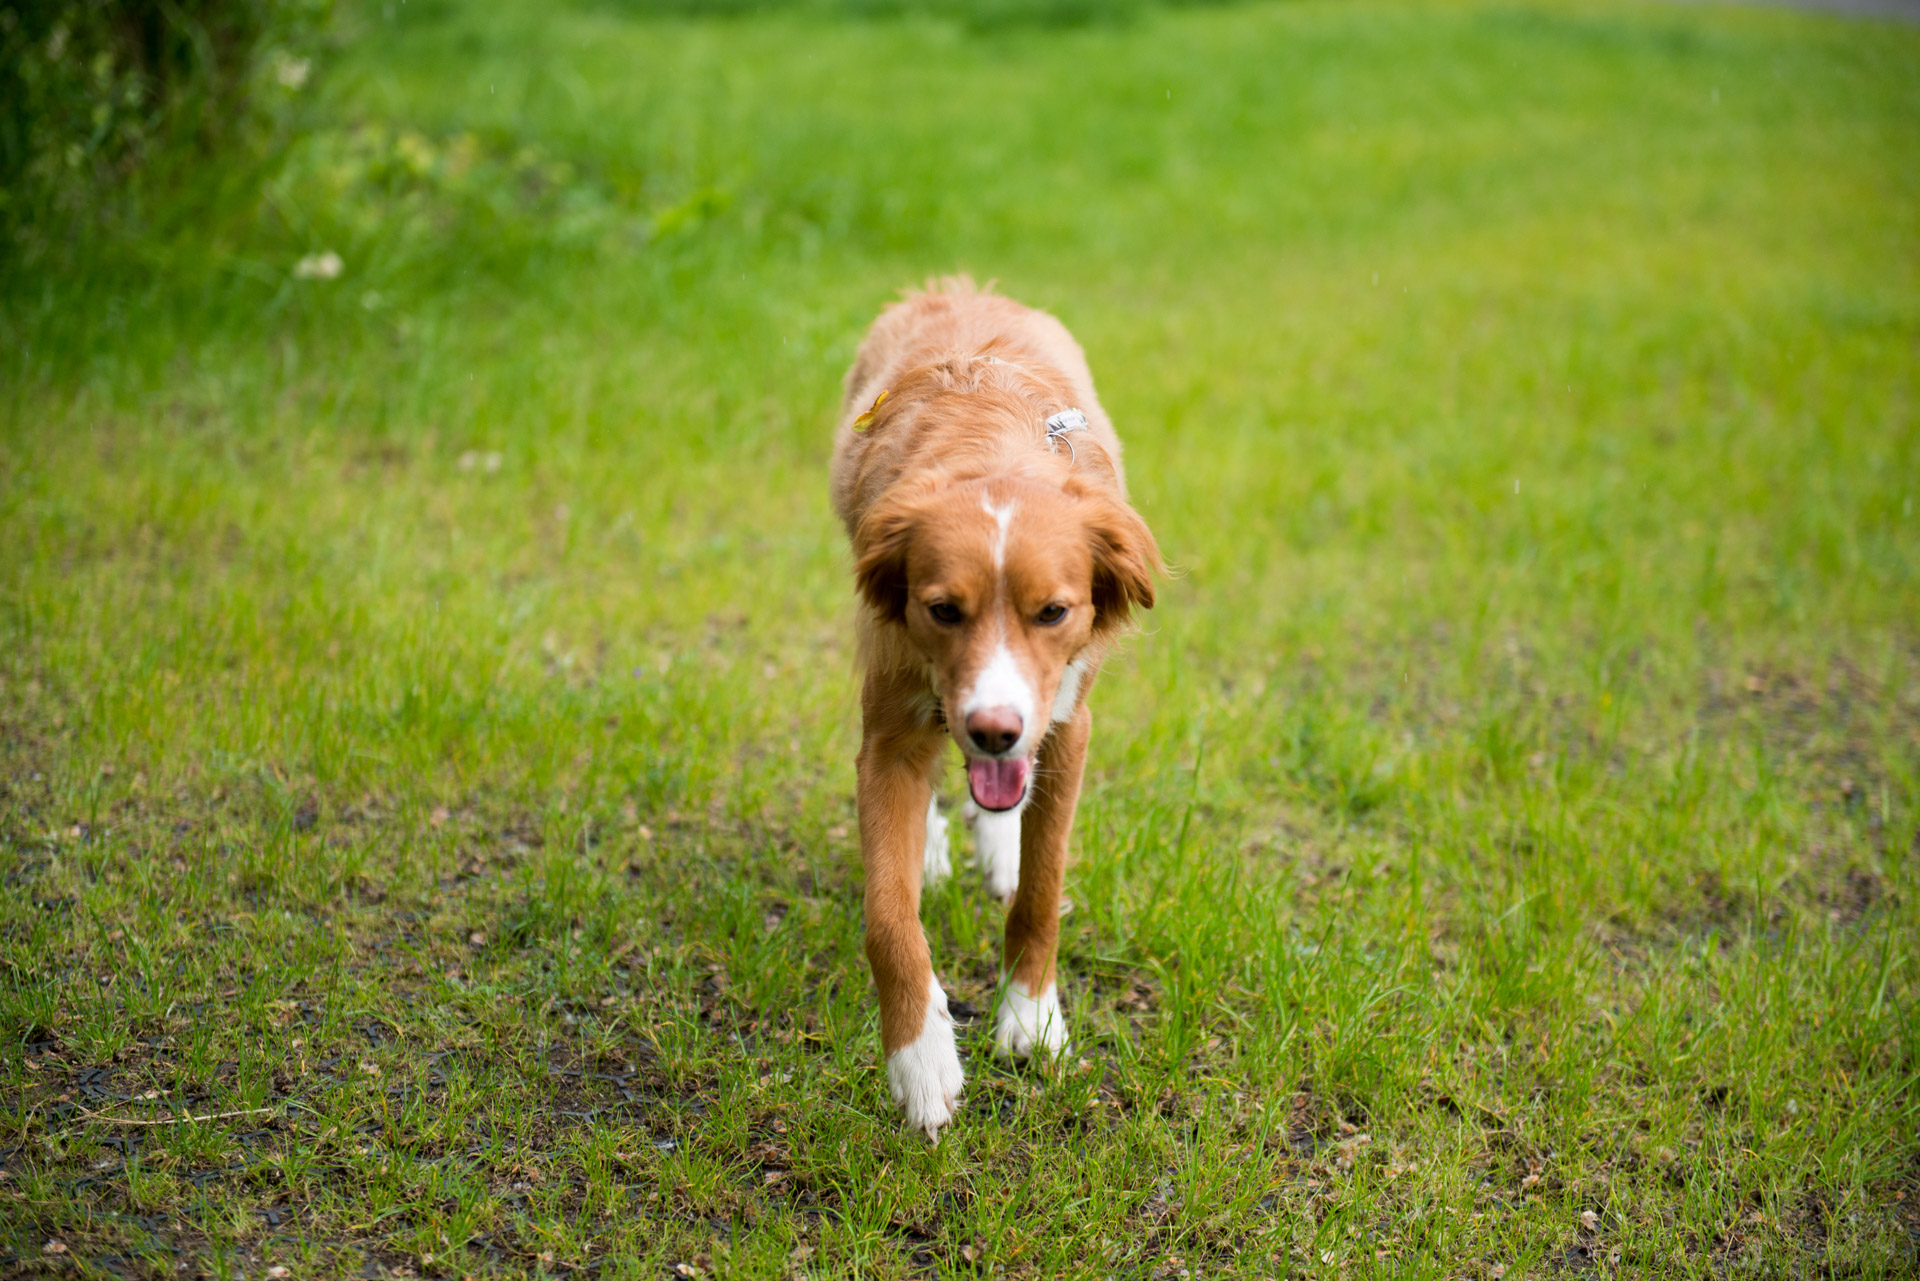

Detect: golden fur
[830, 278, 1161, 1138]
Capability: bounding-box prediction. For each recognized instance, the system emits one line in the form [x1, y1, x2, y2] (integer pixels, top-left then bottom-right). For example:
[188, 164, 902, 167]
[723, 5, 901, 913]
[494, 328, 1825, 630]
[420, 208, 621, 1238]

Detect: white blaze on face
[981, 493, 1017, 571]
[960, 489, 1036, 752]
[962, 638, 1036, 749]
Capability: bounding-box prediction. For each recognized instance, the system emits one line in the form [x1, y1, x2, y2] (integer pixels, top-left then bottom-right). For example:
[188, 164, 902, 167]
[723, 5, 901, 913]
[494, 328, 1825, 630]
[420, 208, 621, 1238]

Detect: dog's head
[854, 472, 1159, 812]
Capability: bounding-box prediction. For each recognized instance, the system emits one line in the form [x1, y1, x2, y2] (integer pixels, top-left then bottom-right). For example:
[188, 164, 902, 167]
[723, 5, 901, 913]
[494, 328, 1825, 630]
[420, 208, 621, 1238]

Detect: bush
[0, 0, 331, 263]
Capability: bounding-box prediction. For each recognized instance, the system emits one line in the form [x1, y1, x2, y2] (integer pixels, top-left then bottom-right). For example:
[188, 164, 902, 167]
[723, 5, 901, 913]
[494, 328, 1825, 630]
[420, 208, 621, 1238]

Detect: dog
[830, 279, 1161, 1139]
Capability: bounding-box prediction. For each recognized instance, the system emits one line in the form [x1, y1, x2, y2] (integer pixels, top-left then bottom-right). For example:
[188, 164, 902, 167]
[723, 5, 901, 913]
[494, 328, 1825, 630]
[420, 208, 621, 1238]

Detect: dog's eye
[929, 602, 964, 625]
[1036, 603, 1068, 626]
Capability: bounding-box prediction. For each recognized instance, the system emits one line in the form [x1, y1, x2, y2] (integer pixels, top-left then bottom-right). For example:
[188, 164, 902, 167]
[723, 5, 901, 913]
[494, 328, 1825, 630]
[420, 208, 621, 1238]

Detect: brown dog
[830, 279, 1161, 1139]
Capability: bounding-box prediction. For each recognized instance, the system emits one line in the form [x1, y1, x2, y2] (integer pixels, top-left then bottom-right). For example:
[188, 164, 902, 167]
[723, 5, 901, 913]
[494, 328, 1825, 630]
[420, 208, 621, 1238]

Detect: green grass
[3, 0, 1919, 1275]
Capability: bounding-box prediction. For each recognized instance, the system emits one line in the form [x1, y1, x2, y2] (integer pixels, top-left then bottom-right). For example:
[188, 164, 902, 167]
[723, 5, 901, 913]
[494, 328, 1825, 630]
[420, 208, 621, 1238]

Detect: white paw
[922, 794, 951, 888]
[886, 976, 966, 1141]
[966, 798, 1022, 902]
[994, 978, 1070, 1059]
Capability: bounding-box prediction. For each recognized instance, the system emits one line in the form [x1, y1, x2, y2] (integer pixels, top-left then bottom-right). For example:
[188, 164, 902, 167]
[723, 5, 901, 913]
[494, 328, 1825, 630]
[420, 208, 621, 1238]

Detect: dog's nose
[965, 706, 1023, 756]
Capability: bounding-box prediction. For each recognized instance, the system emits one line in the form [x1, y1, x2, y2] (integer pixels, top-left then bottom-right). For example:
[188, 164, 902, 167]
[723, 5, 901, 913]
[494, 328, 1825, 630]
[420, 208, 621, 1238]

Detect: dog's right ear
[853, 496, 920, 623]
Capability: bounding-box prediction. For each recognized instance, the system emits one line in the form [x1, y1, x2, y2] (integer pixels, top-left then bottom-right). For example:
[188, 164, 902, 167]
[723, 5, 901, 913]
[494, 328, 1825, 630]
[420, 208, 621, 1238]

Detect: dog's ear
[1084, 493, 1161, 632]
[853, 495, 921, 623]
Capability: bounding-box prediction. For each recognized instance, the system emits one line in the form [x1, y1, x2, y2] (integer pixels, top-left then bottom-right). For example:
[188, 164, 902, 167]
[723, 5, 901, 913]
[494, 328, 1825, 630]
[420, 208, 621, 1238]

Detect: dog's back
[831, 279, 1128, 535]
[841, 278, 1099, 420]
[828, 281, 1160, 1140]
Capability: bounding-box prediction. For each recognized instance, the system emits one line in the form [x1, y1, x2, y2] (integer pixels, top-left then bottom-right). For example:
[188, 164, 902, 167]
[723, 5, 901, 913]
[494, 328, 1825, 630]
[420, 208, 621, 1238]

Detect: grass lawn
[3, 0, 1919, 1275]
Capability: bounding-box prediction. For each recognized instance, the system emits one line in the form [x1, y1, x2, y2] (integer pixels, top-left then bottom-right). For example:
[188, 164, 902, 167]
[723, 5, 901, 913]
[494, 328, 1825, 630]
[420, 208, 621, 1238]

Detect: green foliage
[0, 0, 331, 262]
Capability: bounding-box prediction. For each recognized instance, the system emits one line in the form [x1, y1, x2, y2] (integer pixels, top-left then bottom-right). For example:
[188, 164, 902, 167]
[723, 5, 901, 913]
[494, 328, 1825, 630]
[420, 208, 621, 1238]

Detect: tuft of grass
[3, 0, 1918, 1276]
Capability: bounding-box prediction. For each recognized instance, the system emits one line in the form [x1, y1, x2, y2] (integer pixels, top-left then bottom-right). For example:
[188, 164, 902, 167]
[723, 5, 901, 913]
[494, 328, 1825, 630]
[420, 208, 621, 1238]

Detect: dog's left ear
[853, 494, 921, 624]
[1083, 493, 1161, 631]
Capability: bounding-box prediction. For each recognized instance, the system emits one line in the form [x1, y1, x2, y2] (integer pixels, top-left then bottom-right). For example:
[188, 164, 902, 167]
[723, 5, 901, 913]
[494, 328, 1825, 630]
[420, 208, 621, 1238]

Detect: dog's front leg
[996, 699, 1090, 1059]
[858, 695, 963, 1140]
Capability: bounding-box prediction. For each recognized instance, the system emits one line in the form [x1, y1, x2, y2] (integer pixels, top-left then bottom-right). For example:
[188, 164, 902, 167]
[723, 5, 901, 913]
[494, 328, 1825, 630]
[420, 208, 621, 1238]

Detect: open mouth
[966, 755, 1030, 812]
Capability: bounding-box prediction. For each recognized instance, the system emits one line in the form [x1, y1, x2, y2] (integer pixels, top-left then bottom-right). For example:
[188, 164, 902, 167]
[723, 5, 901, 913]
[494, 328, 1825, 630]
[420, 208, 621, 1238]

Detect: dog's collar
[1045, 408, 1089, 462]
[982, 354, 1088, 461]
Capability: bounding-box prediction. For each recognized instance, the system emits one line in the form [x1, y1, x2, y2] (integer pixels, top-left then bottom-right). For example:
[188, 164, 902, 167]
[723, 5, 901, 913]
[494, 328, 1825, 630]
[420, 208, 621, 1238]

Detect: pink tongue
[967, 756, 1030, 812]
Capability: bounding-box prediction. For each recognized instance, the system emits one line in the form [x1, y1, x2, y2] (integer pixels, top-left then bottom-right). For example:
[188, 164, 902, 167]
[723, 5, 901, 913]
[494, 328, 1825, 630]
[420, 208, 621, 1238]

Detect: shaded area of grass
[3, 0, 1919, 1276]
[0, 0, 335, 269]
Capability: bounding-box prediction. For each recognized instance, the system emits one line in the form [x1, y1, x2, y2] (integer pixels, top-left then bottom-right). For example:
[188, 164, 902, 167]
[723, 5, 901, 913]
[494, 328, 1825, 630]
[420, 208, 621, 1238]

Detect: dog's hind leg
[964, 797, 1024, 902]
[922, 793, 952, 887]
